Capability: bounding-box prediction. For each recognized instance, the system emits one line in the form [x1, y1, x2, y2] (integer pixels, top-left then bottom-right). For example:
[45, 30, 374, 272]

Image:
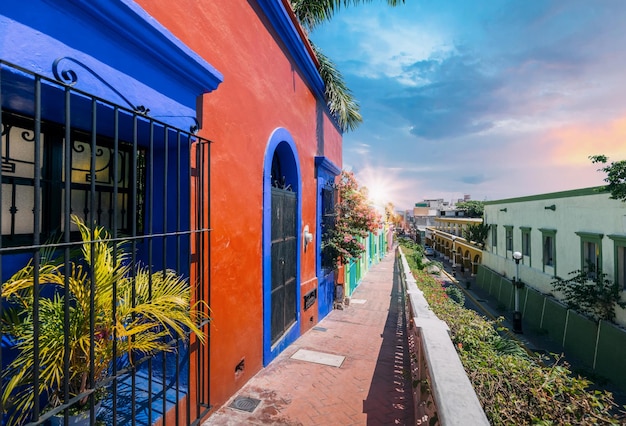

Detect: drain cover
[313, 326, 327, 332]
[229, 396, 261, 413]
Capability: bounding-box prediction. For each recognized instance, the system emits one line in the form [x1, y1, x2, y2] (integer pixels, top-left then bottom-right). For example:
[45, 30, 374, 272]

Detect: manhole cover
[229, 396, 261, 413]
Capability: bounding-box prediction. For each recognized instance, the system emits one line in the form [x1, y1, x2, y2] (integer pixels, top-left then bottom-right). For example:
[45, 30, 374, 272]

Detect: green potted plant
[1, 215, 208, 425]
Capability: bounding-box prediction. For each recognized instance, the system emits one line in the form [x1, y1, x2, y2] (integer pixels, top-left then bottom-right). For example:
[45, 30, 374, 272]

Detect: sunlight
[354, 166, 414, 211]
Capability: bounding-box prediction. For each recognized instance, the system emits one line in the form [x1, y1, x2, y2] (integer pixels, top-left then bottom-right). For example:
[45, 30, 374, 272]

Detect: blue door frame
[262, 128, 302, 365]
[315, 157, 340, 319]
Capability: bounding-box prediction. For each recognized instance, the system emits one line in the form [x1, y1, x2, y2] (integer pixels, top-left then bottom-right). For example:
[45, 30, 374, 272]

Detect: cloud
[337, 1, 626, 141]
[310, 0, 626, 208]
[460, 174, 488, 185]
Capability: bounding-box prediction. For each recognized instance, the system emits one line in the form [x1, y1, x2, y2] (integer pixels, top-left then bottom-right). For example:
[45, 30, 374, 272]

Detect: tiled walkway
[203, 252, 415, 425]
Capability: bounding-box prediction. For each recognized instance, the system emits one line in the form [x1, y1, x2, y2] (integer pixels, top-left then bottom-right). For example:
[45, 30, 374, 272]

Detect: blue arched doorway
[262, 128, 302, 365]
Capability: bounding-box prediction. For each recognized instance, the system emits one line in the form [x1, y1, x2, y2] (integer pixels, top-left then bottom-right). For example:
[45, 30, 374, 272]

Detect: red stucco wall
[135, 0, 342, 415]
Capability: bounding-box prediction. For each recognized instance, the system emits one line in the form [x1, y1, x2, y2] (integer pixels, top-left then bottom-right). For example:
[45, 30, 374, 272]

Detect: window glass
[543, 235, 554, 266]
[522, 231, 531, 256]
[583, 241, 600, 279]
[1, 113, 144, 245]
[506, 227, 513, 251]
[618, 246, 626, 290]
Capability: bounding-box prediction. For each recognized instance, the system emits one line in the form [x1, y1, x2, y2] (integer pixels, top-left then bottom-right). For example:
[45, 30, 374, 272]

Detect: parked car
[424, 246, 435, 256]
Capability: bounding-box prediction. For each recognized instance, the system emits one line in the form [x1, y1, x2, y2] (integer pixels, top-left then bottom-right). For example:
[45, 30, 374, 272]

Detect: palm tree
[1, 216, 207, 425]
[290, 0, 405, 132]
[291, 0, 405, 32]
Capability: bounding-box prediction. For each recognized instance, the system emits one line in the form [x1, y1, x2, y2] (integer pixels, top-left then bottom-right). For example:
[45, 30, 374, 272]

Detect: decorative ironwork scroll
[52, 56, 149, 115]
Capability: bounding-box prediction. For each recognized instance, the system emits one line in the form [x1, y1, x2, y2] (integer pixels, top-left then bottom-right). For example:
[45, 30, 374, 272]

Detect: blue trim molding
[61, 0, 223, 94]
[315, 156, 340, 319]
[315, 156, 341, 177]
[0, 0, 223, 130]
[262, 128, 302, 365]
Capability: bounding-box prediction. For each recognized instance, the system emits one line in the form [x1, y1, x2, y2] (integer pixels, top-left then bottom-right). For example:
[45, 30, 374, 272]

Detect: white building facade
[483, 186, 626, 327]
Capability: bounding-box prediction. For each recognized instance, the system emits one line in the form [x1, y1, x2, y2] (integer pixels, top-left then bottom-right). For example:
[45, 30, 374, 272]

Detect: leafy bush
[445, 286, 465, 305]
[552, 270, 626, 322]
[399, 241, 625, 424]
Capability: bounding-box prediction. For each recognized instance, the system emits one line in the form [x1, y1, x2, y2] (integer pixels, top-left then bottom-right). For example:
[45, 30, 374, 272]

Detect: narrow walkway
[203, 252, 414, 425]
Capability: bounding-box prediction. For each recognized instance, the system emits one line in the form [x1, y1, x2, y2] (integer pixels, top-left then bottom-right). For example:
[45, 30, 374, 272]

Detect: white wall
[483, 188, 626, 326]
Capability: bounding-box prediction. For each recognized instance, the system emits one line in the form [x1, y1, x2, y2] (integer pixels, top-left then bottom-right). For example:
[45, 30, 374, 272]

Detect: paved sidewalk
[203, 252, 415, 425]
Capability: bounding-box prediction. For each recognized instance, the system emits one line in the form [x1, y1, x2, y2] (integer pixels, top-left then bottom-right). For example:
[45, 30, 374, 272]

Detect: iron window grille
[0, 60, 211, 425]
[1, 111, 144, 246]
[320, 183, 337, 269]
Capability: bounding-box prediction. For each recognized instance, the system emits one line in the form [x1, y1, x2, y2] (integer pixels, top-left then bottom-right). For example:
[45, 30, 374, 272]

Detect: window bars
[0, 60, 211, 426]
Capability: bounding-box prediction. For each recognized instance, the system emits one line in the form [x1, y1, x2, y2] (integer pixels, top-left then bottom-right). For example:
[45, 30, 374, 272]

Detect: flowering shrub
[322, 171, 382, 265]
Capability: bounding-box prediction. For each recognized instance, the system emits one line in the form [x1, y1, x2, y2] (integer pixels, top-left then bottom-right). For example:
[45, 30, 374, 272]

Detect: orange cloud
[548, 115, 626, 166]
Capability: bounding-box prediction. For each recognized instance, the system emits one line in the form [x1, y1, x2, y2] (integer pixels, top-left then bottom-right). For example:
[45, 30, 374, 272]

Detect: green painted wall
[523, 287, 545, 330]
[563, 311, 597, 367]
[476, 264, 626, 391]
[595, 321, 626, 388]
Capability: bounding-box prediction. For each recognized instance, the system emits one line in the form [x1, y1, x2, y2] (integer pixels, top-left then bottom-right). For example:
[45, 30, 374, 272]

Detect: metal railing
[0, 59, 211, 426]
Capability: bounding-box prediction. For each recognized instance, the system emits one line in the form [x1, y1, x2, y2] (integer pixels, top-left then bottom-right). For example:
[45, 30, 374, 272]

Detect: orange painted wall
[134, 0, 342, 414]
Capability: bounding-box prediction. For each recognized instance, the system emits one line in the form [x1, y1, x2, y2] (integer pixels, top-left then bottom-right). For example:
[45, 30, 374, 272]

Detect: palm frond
[312, 43, 363, 132]
[291, 0, 405, 31]
[1, 215, 208, 424]
[291, 0, 415, 132]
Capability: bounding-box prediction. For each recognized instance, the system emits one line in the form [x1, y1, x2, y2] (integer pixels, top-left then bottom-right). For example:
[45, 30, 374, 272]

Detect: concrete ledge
[398, 247, 489, 426]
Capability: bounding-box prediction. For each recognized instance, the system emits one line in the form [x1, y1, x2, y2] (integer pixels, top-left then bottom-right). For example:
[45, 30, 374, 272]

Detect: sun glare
[354, 166, 414, 211]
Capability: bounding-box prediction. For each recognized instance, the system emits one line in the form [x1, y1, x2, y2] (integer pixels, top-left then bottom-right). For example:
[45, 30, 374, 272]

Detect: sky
[310, 0, 626, 210]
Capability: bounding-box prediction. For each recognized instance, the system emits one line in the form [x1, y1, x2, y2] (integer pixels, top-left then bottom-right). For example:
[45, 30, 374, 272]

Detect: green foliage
[445, 286, 465, 305]
[1, 216, 208, 425]
[322, 171, 382, 265]
[311, 43, 362, 132]
[552, 270, 626, 323]
[431, 271, 623, 423]
[462, 222, 490, 247]
[291, 0, 405, 31]
[590, 154, 626, 202]
[398, 238, 444, 274]
[290, 1, 406, 132]
[455, 200, 485, 218]
[401, 249, 625, 424]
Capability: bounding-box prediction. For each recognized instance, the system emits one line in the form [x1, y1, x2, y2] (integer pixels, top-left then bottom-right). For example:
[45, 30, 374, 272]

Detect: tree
[590, 154, 626, 202]
[552, 270, 626, 323]
[290, 0, 406, 132]
[462, 223, 490, 247]
[455, 200, 485, 218]
[384, 202, 402, 227]
[322, 171, 382, 265]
